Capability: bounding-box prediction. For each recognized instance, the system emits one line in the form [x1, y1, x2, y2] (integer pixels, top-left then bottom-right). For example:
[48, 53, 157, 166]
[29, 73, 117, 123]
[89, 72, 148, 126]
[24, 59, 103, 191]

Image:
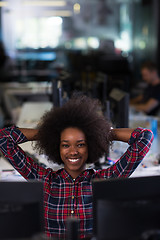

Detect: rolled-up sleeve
[0, 125, 52, 181]
[95, 128, 154, 178]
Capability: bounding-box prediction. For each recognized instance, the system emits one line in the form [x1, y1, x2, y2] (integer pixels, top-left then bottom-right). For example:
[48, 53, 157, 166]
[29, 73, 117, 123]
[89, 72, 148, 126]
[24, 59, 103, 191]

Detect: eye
[61, 144, 69, 148]
[77, 143, 86, 148]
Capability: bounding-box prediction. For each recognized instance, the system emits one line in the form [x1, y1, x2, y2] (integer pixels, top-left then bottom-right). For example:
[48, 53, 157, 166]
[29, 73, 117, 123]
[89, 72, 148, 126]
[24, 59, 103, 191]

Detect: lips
[68, 158, 81, 163]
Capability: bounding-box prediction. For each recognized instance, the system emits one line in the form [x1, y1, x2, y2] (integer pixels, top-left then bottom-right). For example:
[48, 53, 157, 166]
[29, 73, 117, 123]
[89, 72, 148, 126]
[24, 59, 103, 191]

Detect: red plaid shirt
[0, 126, 153, 239]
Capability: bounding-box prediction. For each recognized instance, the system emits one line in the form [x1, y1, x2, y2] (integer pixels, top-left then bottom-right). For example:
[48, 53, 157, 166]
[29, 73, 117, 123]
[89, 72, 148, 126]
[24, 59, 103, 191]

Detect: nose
[69, 146, 78, 155]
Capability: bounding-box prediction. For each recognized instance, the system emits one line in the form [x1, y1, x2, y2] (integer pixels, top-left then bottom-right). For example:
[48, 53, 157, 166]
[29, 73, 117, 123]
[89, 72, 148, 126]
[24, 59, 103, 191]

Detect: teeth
[68, 158, 79, 162]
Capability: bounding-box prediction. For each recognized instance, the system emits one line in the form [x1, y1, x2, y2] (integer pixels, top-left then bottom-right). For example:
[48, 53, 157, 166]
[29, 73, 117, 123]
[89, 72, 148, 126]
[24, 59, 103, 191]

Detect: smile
[68, 158, 80, 163]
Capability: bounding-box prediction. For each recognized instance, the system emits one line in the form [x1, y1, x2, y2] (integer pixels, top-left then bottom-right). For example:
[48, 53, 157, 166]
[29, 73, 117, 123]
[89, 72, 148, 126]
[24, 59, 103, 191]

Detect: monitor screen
[16, 51, 56, 61]
[0, 181, 44, 239]
[109, 88, 129, 128]
[92, 176, 160, 240]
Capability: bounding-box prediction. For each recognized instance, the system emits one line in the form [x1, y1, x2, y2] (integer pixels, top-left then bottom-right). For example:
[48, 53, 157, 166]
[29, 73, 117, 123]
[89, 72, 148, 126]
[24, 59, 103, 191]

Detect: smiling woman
[0, 94, 153, 239]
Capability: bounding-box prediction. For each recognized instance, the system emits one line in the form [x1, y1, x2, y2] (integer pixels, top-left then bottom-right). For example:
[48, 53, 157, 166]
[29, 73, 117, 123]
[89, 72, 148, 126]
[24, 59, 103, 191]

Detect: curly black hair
[34, 94, 114, 165]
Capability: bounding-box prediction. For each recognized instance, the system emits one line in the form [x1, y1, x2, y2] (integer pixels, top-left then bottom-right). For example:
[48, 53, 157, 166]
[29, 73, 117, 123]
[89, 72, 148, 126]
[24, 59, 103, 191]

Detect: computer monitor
[0, 181, 44, 239]
[92, 176, 160, 240]
[52, 79, 63, 107]
[109, 88, 129, 128]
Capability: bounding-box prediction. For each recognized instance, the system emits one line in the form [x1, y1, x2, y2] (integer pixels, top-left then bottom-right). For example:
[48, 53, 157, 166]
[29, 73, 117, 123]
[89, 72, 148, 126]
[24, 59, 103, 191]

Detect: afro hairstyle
[34, 94, 114, 165]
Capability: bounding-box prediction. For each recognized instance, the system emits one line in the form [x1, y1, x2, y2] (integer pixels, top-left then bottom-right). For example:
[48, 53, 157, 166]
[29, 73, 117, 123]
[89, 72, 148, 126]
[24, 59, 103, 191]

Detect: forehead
[60, 127, 86, 140]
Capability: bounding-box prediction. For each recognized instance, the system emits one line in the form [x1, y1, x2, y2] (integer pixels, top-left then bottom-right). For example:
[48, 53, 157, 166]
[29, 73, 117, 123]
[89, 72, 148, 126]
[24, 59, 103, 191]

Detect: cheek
[83, 149, 88, 159]
[60, 148, 67, 159]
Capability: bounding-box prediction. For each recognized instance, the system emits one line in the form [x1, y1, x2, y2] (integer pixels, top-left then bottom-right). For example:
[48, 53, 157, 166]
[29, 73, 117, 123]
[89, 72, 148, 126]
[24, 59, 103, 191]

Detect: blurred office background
[0, 0, 159, 127]
[1, 0, 160, 178]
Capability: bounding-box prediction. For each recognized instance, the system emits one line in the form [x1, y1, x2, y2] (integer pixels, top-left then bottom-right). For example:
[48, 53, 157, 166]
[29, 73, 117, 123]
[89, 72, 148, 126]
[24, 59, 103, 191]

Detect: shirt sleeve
[0, 125, 52, 181]
[95, 127, 154, 178]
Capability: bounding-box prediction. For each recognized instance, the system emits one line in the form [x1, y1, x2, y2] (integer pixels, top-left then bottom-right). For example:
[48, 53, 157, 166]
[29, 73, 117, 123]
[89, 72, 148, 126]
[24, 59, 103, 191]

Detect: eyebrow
[60, 140, 86, 143]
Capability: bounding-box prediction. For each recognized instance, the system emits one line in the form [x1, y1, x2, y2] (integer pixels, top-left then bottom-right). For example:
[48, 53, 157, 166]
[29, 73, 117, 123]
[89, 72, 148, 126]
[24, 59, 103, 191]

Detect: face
[141, 68, 156, 84]
[60, 127, 88, 179]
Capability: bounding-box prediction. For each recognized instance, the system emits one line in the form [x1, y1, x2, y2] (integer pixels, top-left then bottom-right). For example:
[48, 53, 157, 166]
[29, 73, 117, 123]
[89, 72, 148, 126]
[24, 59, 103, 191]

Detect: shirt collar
[56, 168, 94, 182]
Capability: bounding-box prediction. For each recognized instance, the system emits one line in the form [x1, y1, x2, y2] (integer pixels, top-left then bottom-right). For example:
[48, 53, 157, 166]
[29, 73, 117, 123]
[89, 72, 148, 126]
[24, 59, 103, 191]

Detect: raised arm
[111, 128, 135, 143]
[0, 126, 51, 180]
[19, 128, 39, 141]
[96, 127, 154, 179]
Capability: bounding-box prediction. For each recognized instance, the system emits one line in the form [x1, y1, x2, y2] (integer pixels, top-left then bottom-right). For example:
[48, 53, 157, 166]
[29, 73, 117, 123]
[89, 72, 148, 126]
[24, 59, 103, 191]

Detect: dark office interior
[0, 0, 159, 124]
[0, 0, 160, 240]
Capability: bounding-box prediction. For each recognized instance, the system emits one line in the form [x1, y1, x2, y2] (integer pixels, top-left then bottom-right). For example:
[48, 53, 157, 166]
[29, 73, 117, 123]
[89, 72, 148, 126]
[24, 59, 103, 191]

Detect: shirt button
[71, 210, 74, 214]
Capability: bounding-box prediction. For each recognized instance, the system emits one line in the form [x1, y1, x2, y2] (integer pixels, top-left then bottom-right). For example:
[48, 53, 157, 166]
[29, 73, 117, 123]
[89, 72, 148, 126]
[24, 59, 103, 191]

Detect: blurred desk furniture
[0, 81, 52, 97]
[7, 50, 56, 82]
[0, 82, 52, 124]
[3, 82, 52, 102]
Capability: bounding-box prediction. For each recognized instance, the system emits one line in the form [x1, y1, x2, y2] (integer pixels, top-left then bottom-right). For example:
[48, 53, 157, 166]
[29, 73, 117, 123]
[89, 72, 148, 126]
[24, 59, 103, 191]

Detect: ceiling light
[0, 1, 8, 7]
[23, 1, 66, 7]
[43, 10, 72, 17]
[73, 3, 80, 14]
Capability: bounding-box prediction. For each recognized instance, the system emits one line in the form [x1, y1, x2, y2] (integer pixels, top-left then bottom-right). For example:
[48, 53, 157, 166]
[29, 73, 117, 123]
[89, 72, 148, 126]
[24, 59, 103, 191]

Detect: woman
[0, 94, 153, 239]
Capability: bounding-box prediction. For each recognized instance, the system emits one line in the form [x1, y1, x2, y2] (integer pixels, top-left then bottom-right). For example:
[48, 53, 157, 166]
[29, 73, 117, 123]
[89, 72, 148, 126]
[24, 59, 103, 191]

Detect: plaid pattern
[0, 126, 153, 239]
